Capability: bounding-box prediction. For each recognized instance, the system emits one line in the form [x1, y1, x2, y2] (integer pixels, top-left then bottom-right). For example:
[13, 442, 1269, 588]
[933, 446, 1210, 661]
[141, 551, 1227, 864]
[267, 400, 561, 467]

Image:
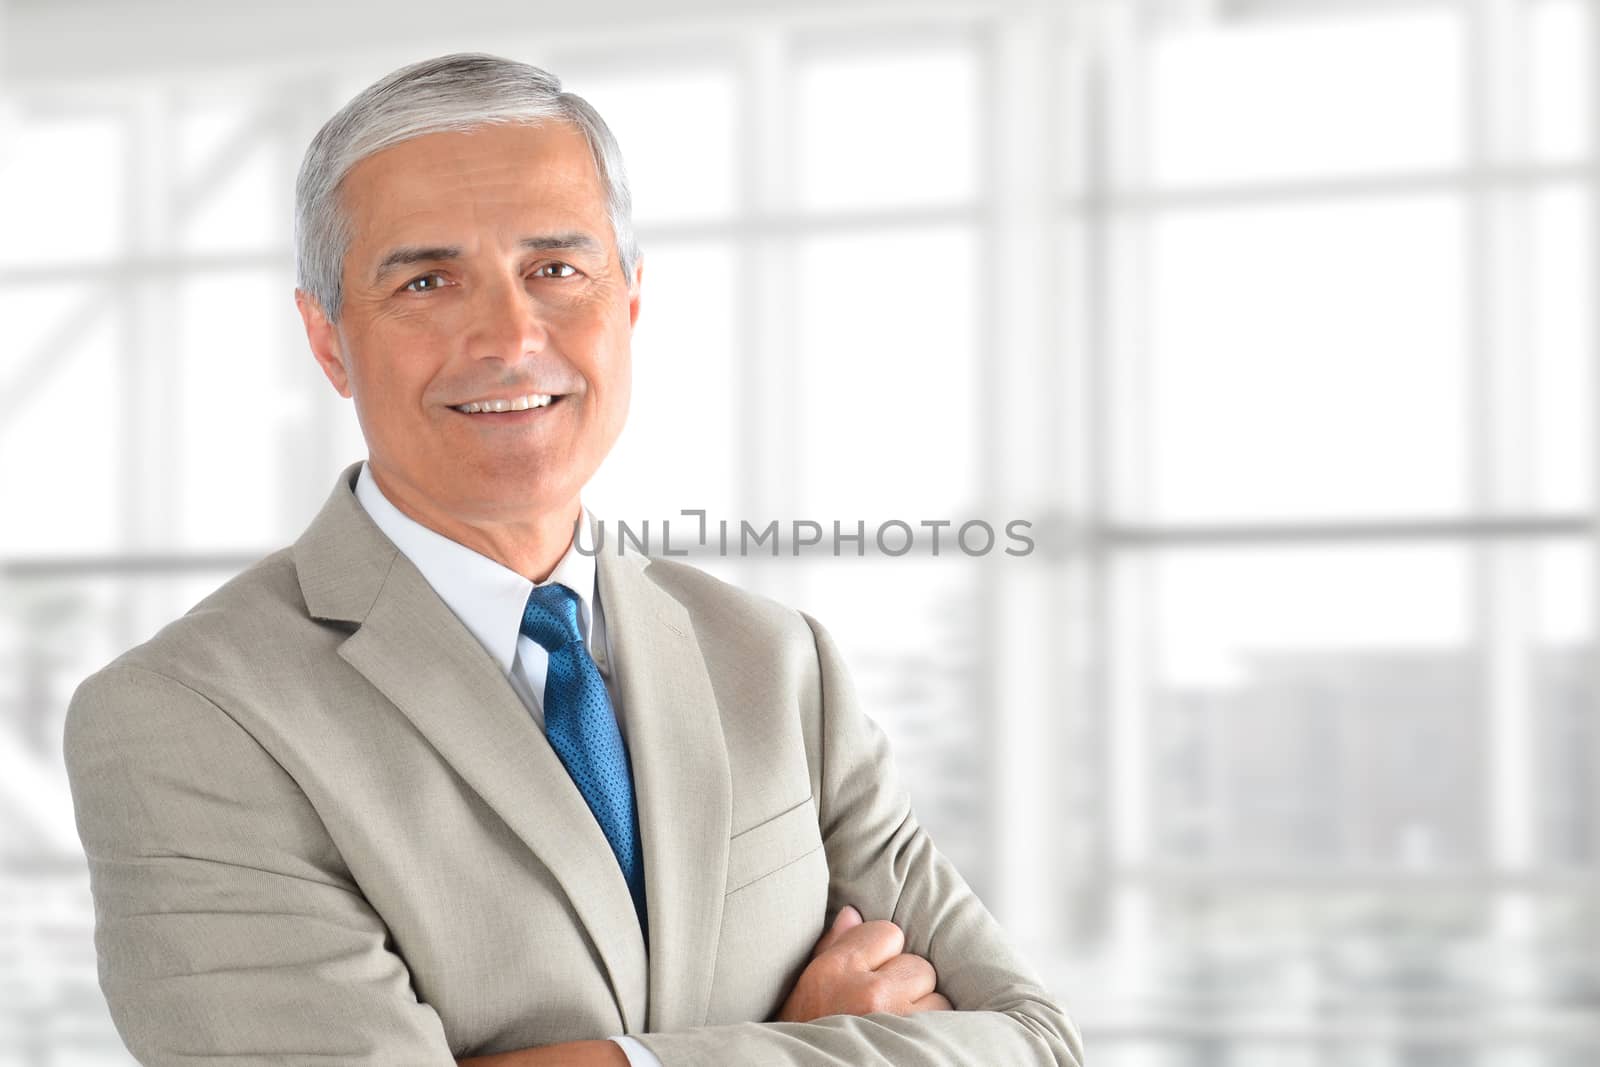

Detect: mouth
[452, 392, 562, 415]
[448, 392, 576, 428]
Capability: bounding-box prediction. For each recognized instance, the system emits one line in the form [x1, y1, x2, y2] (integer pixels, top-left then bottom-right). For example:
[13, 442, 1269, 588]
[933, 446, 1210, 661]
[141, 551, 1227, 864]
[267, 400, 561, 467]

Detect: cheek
[356, 319, 454, 394]
[592, 337, 632, 423]
[612, 358, 633, 417]
[551, 311, 630, 392]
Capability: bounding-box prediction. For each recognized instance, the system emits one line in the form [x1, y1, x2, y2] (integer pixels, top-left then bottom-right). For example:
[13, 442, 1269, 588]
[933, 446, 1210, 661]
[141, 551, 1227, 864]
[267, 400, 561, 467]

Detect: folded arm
[624, 612, 1084, 1066]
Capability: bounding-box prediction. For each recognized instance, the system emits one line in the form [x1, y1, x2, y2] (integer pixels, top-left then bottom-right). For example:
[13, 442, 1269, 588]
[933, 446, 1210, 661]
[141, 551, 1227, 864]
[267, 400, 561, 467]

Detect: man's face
[299, 121, 640, 528]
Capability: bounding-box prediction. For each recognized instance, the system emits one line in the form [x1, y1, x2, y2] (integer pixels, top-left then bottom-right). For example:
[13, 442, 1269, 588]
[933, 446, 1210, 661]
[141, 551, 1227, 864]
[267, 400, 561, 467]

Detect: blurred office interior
[0, 0, 1597, 1063]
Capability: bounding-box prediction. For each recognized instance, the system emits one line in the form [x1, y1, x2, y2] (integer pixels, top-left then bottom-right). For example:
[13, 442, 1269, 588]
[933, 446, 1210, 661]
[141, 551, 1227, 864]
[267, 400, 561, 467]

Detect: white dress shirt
[354, 462, 660, 1067]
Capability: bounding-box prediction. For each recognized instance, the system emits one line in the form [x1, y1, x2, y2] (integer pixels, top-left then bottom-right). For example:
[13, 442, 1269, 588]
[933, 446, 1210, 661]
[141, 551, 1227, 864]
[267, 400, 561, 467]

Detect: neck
[367, 461, 581, 583]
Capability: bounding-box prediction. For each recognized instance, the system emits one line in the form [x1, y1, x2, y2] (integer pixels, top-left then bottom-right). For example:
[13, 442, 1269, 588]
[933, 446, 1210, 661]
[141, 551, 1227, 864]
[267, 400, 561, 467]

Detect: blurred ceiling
[4, 0, 1027, 84]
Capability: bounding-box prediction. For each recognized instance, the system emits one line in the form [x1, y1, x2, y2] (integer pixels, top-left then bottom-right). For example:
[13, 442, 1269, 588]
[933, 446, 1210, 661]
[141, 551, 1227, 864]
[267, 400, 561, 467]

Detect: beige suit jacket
[64, 462, 1083, 1065]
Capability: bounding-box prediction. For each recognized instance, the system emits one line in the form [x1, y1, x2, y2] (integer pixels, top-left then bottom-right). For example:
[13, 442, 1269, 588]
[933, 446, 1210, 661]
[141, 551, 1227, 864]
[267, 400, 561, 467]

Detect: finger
[873, 952, 937, 1005]
[908, 991, 952, 1013]
[832, 918, 905, 973]
[811, 905, 864, 958]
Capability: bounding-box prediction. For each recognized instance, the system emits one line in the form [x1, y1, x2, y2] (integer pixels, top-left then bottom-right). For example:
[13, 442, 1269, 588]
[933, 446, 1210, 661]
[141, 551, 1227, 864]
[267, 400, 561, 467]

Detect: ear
[295, 289, 352, 398]
[626, 255, 643, 331]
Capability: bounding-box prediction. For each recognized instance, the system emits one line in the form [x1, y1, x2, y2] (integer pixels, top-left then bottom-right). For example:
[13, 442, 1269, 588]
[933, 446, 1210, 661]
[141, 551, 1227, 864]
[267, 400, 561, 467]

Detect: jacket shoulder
[67, 547, 334, 730]
[636, 555, 817, 649]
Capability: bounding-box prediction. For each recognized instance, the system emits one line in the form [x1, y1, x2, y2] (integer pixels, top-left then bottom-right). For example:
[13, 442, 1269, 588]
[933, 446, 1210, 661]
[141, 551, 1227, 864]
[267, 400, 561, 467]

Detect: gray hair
[294, 53, 639, 322]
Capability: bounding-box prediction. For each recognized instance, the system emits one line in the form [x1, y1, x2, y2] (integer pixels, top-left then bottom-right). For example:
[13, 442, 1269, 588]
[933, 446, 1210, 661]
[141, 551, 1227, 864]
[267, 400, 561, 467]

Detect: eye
[402, 272, 448, 293]
[534, 262, 578, 279]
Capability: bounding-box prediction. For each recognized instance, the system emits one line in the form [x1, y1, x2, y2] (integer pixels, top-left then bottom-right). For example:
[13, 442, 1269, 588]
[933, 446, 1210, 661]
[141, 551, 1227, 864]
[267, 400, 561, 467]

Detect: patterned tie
[520, 582, 647, 936]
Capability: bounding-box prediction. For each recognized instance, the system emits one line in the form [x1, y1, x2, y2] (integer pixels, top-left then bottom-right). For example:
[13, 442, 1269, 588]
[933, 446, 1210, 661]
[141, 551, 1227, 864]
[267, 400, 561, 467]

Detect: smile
[453, 393, 556, 414]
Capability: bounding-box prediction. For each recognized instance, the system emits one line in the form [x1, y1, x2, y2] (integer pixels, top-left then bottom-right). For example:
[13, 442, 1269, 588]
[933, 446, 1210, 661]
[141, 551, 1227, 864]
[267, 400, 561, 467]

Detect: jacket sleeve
[63, 662, 459, 1066]
[631, 611, 1085, 1066]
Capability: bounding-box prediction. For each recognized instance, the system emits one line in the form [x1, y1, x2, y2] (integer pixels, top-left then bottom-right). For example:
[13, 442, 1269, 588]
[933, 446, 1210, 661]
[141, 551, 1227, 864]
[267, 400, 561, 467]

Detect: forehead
[338, 121, 607, 248]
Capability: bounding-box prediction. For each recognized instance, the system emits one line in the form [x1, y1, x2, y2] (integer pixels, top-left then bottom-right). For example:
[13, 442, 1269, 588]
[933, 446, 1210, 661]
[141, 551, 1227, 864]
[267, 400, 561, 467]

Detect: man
[63, 53, 1083, 1065]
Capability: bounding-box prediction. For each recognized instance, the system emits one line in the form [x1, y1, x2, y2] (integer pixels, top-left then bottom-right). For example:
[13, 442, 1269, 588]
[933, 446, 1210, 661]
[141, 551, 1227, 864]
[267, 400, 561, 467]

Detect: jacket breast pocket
[706, 794, 829, 1025]
[725, 794, 824, 893]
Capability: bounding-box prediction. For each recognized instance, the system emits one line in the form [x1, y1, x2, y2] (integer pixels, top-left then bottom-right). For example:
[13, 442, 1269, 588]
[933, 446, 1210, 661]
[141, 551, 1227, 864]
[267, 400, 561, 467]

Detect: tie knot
[520, 583, 583, 652]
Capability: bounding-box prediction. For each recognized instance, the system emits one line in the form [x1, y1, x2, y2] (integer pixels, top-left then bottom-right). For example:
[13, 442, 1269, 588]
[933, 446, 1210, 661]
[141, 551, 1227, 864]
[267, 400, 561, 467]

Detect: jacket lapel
[597, 546, 733, 1033]
[292, 464, 649, 1032]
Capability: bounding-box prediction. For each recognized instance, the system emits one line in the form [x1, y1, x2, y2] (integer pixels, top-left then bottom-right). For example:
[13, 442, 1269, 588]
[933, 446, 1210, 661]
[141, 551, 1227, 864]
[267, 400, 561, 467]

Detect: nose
[466, 271, 548, 364]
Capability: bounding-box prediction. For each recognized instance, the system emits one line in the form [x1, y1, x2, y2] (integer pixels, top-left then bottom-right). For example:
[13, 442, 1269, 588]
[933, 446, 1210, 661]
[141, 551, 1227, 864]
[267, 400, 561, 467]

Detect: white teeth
[454, 394, 554, 414]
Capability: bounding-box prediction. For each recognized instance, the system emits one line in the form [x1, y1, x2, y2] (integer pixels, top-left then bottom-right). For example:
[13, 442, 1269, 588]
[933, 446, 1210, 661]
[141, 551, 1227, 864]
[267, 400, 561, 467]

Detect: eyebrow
[371, 233, 607, 284]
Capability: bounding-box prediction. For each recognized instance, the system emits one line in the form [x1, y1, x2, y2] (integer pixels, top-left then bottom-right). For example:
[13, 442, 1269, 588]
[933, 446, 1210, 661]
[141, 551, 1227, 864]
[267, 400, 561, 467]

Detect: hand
[457, 1038, 628, 1066]
[775, 905, 953, 1023]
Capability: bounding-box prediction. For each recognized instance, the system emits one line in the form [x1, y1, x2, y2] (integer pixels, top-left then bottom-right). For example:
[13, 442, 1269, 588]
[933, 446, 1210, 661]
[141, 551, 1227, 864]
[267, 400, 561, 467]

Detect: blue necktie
[520, 583, 647, 936]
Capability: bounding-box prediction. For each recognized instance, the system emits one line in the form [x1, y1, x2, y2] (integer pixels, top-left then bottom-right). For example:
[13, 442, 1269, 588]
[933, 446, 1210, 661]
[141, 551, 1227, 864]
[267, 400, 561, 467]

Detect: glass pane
[1530, 186, 1594, 512]
[1135, 194, 1468, 522]
[0, 569, 244, 1062]
[1147, 9, 1465, 186]
[796, 44, 980, 211]
[1082, 882, 1597, 1065]
[1529, 0, 1594, 163]
[1533, 897, 1600, 1034]
[775, 557, 989, 892]
[572, 66, 738, 224]
[0, 111, 126, 264]
[793, 226, 980, 521]
[175, 269, 302, 550]
[585, 240, 738, 526]
[0, 286, 123, 555]
[175, 95, 287, 253]
[1131, 546, 1478, 868]
[1534, 543, 1593, 867]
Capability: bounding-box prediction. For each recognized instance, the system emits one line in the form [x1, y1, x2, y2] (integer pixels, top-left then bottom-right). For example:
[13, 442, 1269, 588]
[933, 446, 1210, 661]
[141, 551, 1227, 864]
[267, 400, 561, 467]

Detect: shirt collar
[353, 460, 597, 675]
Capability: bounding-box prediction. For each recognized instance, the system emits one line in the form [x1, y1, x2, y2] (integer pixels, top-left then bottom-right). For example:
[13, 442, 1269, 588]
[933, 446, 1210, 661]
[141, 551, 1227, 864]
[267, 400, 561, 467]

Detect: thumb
[812, 905, 863, 958]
